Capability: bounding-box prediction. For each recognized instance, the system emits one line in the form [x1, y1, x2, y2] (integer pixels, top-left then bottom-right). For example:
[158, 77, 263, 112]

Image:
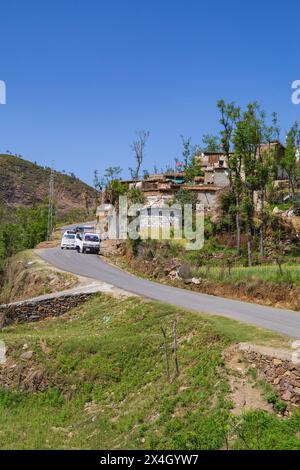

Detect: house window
[170, 211, 175, 226]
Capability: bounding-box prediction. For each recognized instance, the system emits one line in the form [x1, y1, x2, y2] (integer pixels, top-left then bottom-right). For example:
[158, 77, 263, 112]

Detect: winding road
[38, 248, 300, 338]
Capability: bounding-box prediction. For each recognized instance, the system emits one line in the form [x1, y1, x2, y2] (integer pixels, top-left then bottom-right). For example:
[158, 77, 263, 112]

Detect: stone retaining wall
[240, 343, 300, 406]
[0, 293, 96, 328]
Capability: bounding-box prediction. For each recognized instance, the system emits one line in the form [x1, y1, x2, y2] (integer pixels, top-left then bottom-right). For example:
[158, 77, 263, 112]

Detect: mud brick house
[95, 152, 231, 234]
[96, 143, 294, 235]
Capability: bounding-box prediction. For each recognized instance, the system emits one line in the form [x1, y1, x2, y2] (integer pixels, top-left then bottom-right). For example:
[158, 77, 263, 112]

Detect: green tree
[217, 100, 241, 253]
[93, 170, 103, 205]
[173, 187, 198, 210]
[105, 180, 128, 207]
[127, 187, 145, 206]
[256, 148, 272, 257]
[256, 115, 280, 257]
[103, 166, 123, 185]
[180, 136, 193, 170]
[233, 103, 264, 266]
[0, 204, 49, 273]
[101, 166, 125, 209]
[184, 156, 204, 182]
[201, 134, 222, 152]
[283, 123, 300, 199]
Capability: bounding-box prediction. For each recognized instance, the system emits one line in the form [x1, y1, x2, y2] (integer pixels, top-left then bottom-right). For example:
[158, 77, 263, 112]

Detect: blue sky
[1, 0, 300, 185]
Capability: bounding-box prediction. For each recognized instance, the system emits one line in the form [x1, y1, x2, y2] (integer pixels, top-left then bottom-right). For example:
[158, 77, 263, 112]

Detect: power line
[47, 161, 55, 240]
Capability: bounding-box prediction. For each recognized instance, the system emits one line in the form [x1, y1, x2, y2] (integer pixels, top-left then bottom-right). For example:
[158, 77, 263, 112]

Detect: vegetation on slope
[0, 153, 96, 219]
[109, 236, 300, 311]
[0, 203, 49, 275]
[0, 294, 299, 450]
[0, 250, 77, 304]
[0, 153, 97, 279]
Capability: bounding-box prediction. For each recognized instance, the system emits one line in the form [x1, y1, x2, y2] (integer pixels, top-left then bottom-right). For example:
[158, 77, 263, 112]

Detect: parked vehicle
[75, 225, 95, 233]
[61, 233, 76, 250]
[76, 232, 100, 254]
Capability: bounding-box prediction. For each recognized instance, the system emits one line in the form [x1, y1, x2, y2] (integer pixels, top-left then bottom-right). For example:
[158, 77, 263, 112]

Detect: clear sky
[1, 0, 300, 185]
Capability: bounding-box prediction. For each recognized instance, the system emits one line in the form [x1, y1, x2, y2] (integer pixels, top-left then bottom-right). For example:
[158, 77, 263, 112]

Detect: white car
[76, 232, 100, 254]
[61, 233, 76, 250]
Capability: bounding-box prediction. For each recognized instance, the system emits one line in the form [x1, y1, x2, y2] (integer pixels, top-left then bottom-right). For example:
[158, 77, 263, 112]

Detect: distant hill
[0, 154, 96, 221]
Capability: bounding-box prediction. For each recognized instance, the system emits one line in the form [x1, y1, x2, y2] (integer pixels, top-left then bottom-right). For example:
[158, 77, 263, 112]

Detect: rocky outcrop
[240, 343, 300, 407]
[100, 239, 126, 256]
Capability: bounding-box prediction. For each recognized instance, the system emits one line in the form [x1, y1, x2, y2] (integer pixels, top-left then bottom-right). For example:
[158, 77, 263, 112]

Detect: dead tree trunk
[247, 227, 253, 267]
[260, 191, 265, 259]
[275, 257, 283, 276]
[173, 319, 179, 376]
[236, 195, 241, 256]
[161, 327, 171, 383]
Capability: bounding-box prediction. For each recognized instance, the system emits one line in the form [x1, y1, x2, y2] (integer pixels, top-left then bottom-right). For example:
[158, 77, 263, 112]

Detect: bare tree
[173, 319, 179, 376]
[129, 130, 149, 183]
[161, 326, 171, 383]
[93, 170, 103, 206]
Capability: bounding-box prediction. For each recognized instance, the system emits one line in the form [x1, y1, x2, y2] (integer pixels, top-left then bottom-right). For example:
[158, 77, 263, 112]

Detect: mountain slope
[0, 154, 96, 220]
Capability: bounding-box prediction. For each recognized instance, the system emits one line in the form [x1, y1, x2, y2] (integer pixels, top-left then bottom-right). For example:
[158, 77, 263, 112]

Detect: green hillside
[1, 293, 299, 450]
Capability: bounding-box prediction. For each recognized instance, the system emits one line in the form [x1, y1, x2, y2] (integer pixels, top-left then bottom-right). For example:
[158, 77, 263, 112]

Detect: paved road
[58, 221, 96, 232]
[38, 248, 300, 338]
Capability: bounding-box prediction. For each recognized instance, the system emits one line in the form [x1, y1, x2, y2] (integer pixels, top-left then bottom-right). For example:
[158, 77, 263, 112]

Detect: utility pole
[47, 161, 54, 241]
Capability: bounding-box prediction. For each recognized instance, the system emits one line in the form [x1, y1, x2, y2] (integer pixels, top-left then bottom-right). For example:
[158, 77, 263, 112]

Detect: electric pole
[47, 161, 54, 241]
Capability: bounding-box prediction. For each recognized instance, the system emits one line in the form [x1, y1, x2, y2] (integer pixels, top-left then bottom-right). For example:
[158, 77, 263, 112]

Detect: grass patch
[0, 294, 298, 449]
[194, 264, 300, 285]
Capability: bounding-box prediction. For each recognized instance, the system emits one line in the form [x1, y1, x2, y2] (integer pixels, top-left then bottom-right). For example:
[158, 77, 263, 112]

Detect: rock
[84, 400, 102, 418]
[20, 351, 33, 361]
[39, 339, 51, 355]
[178, 264, 192, 280]
[1, 293, 96, 328]
[282, 209, 295, 218]
[291, 378, 300, 388]
[273, 206, 283, 215]
[240, 345, 300, 409]
[276, 367, 285, 376]
[168, 269, 179, 280]
[282, 391, 292, 401]
[191, 277, 201, 285]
